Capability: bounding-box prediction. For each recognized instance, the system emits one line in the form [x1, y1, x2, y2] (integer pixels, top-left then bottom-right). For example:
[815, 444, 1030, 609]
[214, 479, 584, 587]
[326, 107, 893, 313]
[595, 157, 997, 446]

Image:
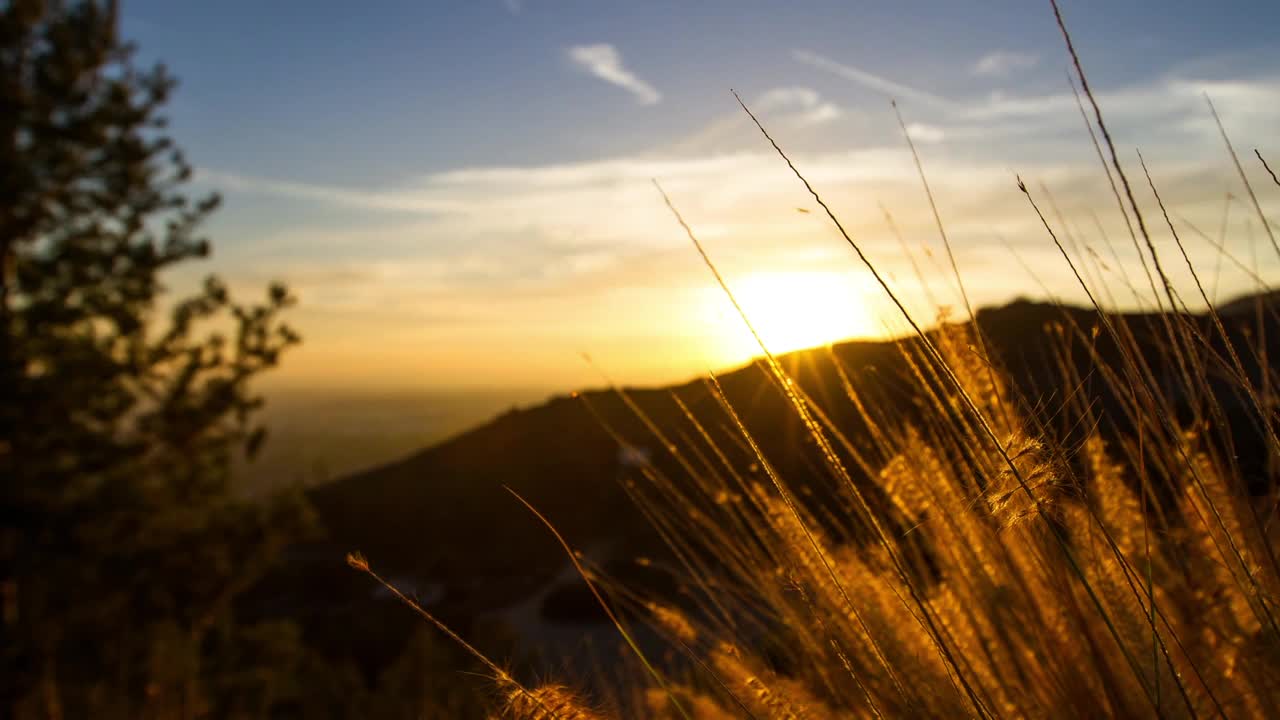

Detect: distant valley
[235, 387, 553, 494]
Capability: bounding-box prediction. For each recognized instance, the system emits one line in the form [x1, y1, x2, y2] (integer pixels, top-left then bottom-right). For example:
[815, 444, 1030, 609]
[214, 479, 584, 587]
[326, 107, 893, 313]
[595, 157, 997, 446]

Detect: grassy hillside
[274, 294, 1279, 705]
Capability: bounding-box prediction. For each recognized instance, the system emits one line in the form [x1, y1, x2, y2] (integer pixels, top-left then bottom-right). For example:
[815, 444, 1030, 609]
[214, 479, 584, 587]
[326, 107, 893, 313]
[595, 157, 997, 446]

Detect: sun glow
[700, 270, 881, 361]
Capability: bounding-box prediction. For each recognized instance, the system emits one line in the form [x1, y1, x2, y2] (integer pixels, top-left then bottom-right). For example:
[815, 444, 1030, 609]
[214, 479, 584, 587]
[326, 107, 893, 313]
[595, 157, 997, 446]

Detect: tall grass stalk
[348, 4, 1280, 717]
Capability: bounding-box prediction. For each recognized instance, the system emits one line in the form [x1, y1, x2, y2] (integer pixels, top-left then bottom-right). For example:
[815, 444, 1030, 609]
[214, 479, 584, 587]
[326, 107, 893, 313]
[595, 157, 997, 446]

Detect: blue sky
[120, 1, 1280, 390]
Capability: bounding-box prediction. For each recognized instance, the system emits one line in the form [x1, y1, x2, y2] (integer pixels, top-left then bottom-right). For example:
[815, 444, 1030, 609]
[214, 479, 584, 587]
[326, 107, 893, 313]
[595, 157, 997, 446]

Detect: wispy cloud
[502, 0, 522, 14]
[202, 72, 1280, 388]
[206, 73, 1280, 240]
[196, 53, 1280, 387]
[195, 169, 467, 214]
[957, 74, 1280, 144]
[567, 43, 661, 105]
[793, 49, 957, 110]
[660, 87, 848, 155]
[972, 51, 1039, 77]
[904, 122, 945, 143]
[755, 87, 842, 125]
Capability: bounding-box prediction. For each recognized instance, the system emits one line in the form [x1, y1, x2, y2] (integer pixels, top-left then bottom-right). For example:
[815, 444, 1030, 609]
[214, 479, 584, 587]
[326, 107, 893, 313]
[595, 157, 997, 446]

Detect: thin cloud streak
[755, 86, 842, 125]
[567, 43, 661, 105]
[905, 122, 945, 143]
[793, 49, 957, 110]
[972, 51, 1040, 77]
[195, 169, 467, 215]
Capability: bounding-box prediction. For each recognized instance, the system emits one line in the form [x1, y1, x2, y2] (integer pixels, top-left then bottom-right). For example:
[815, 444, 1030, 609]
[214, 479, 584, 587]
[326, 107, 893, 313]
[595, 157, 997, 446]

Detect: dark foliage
[0, 2, 330, 716]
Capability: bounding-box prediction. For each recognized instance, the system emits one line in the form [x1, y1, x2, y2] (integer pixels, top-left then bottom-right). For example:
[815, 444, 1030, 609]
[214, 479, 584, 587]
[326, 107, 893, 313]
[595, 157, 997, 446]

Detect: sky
[120, 0, 1280, 392]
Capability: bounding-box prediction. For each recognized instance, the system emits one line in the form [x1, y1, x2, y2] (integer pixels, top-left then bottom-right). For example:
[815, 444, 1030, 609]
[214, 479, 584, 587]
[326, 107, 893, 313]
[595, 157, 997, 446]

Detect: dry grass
[353, 4, 1280, 717]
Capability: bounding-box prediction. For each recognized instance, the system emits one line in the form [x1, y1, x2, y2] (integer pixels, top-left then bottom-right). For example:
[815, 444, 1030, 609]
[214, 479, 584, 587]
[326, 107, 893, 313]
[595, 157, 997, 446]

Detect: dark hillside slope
[286, 294, 1279, 672]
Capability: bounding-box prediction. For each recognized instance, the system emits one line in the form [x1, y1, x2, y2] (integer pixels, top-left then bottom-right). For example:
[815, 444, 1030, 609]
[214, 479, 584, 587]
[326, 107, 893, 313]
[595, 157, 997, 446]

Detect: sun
[699, 270, 881, 361]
